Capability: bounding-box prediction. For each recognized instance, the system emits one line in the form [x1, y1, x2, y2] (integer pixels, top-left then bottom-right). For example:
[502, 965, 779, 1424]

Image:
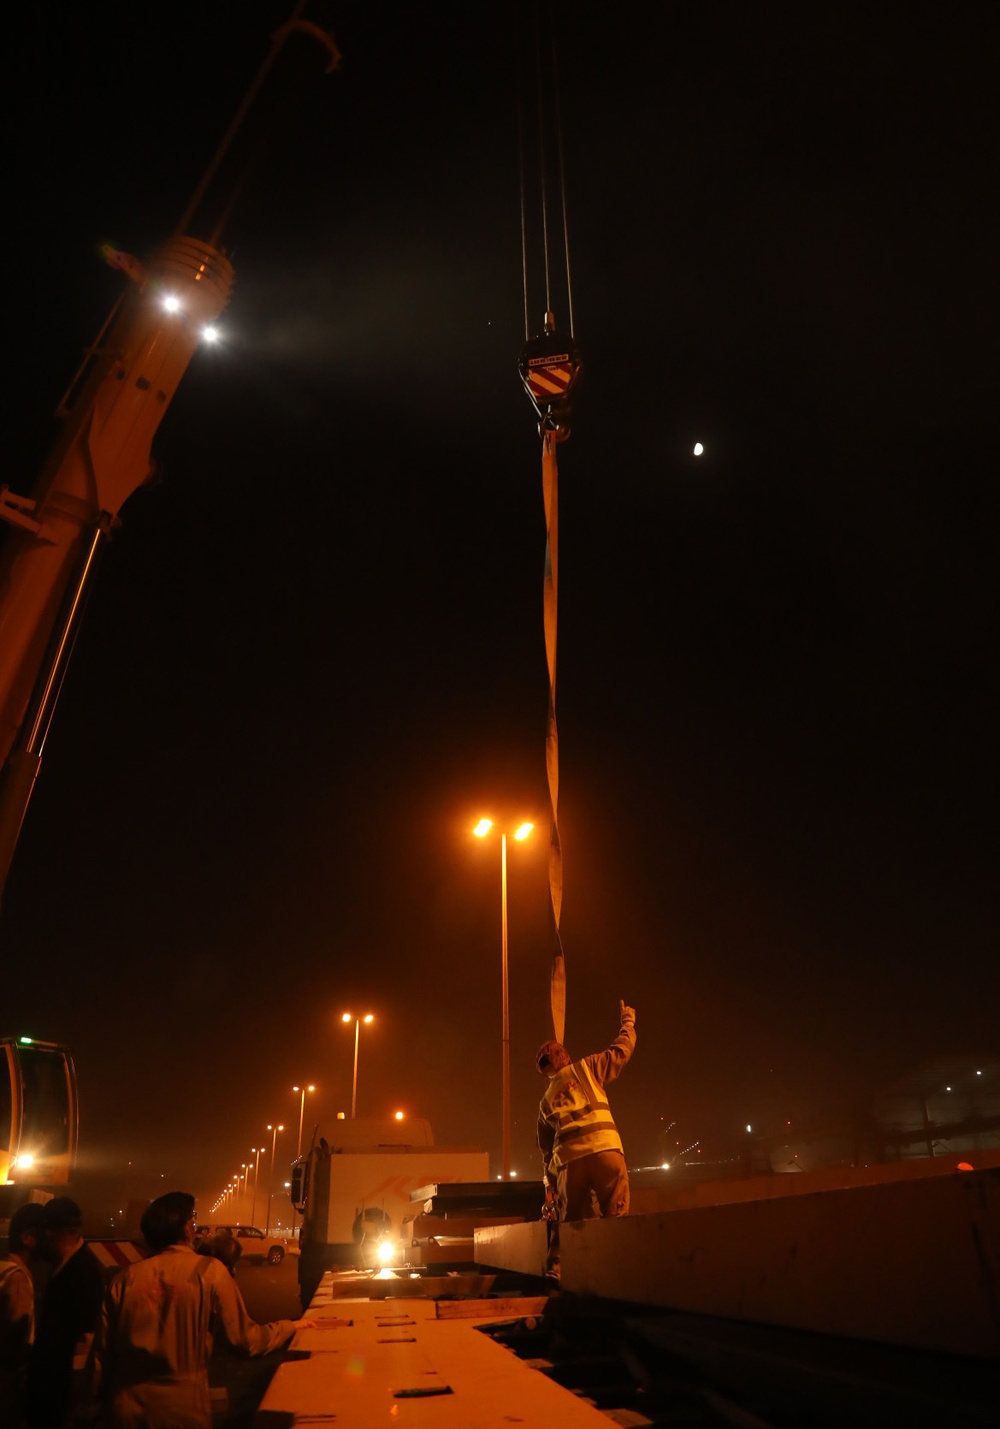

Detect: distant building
[751, 1056, 1000, 1173]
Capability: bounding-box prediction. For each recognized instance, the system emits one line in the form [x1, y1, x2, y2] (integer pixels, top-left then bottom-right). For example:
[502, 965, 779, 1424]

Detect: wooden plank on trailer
[320, 1270, 498, 1300]
[434, 1295, 550, 1320]
[256, 1296, 612, 1427]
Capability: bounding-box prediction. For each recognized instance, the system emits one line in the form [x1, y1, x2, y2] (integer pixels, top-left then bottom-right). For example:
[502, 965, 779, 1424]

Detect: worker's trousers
[556, 1149, 630, 1221]
[545, 1150, 630, 1280]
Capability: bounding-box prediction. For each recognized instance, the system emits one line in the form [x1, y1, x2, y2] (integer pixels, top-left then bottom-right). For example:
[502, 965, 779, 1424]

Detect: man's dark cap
[9, 1202, 47, 1245]
[536, 1040, 567, 1071]
[42, 1197, 83, 1232]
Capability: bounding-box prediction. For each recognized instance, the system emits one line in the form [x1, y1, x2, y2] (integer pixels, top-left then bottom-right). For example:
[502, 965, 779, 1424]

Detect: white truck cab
[292, 1116, 488, 1303]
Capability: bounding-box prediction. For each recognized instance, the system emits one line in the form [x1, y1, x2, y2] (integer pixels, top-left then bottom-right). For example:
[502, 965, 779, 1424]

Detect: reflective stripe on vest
[540, 1057, 624, 1170]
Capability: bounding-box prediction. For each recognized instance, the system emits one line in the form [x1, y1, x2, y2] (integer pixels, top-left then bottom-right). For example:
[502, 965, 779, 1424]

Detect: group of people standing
[0, 1196, 103, 1428]
[0, 999, 636, 1422]
[0, 1191, 314, 1428]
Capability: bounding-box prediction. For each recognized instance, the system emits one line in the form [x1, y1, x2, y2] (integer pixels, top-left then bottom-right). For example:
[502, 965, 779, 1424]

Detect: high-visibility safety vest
[538, 1056, 624, 1171]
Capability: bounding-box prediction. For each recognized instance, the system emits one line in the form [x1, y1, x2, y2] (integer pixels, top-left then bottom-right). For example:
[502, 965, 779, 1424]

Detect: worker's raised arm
[587, 1001, 636, 1087]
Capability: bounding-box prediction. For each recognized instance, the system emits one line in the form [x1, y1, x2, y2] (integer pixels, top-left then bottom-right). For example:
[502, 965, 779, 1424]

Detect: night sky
[5, 2, 997, 1209]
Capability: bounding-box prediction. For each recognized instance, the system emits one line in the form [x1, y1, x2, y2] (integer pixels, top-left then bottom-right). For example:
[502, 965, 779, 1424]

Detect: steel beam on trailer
[411, 1180, 545, 1217]
[476, 1165, 1000, 1358]
[475, 1219, 549, 1277]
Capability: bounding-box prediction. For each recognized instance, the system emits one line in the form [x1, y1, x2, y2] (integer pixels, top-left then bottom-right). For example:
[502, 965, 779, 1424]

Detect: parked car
[195, 1224, 285, 1264]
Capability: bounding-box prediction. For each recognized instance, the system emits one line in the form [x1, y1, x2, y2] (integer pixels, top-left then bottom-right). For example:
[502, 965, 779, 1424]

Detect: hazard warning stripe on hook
[528, 365, 575, 399]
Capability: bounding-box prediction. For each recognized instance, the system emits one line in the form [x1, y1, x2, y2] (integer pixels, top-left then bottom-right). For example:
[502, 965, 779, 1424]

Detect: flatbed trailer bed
[254, 1281, 608, 1427]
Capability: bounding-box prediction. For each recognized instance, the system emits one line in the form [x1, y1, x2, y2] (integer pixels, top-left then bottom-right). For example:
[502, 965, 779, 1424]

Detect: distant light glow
[473, 818, 493, 838]
[746, 1124, 752, 1133]
[377, 1241, 396, 1265]
[514, 822, 534, 841]
[15, 1154, 34, 1170]
[693, 441, 704, 456]
[394, 1110, 404, 1121]
[661, 1161, 670, 1171]
[201, 325, 220, 343]
[162, 294, 181, 313]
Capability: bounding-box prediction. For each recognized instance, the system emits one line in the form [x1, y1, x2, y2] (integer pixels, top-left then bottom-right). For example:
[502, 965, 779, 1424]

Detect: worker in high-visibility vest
[536, 1000, 637, 1240]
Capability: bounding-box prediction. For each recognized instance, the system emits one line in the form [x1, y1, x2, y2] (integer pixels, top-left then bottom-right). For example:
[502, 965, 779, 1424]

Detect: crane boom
[0, 236, 234, 897]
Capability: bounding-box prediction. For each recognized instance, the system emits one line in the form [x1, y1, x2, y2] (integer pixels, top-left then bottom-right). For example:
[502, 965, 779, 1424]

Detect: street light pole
[474, 817, 533, 1180]
[501, 831, 510, 1181]
[250, 1146, 262, 1225]
[341, 1014, 374, 1117]
[292, 1084, 315, 1158]
[265, 1123, 284, 1236]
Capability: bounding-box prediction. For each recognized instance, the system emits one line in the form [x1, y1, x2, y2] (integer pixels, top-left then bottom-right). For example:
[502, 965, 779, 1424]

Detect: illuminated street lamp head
[342, 1013, 374, 1025]
[474, 818, 533, 841]
[292, 1084, 315, 1093]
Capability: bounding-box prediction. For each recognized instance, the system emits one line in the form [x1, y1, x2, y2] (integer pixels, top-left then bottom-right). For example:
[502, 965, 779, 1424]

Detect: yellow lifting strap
[542, 428, 566, 1042]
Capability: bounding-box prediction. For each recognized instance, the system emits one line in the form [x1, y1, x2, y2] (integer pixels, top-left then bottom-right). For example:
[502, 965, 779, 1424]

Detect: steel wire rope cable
[517, 2, 579, 1044]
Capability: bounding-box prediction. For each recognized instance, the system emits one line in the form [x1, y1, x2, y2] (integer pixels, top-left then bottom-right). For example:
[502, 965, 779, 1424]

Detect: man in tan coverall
[85, 1191, 316, 1428]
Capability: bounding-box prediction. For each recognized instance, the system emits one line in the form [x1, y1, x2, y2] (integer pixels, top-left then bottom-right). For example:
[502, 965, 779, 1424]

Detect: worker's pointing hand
[620, 1000, 635, 1025]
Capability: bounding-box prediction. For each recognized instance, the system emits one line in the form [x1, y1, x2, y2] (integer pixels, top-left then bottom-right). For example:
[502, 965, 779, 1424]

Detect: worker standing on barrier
[536, 1000, 637, 1254]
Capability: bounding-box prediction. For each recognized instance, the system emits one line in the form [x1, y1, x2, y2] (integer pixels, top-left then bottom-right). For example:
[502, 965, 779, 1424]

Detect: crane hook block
[518, 328, 582, 441]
